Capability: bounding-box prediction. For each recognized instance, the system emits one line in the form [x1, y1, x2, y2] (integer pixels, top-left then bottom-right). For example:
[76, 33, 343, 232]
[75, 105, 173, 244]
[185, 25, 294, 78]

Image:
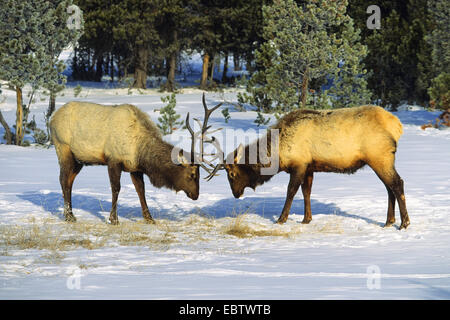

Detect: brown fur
[225, 106, 410, 229]
[50, 102, 199, 225]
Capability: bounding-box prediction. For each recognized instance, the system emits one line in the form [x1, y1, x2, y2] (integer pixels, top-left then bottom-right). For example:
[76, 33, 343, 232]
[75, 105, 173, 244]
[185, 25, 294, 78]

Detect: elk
[50, 100, 218, 225]
[208, 106, 410, 229]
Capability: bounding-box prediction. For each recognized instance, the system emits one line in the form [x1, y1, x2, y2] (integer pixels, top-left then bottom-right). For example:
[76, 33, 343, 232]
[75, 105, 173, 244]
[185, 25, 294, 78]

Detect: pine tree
[217, 0, 267, 82]
[191, 0, 225, 89]
[158, 0, 193, 92]
[0, 84, 13, 144]
[409, 0, 434, 105]
[110, 0, 161, 89]
[157, 93, 184, 135]
[73, 0, 115, 82]
[238, 39, 278, 113]
[427, 0, 450, 110]
[348, 0, 434, 109]
[326, 19, 372, 109]
[0, 0, 82, 146]
[244, 0, 369, 112]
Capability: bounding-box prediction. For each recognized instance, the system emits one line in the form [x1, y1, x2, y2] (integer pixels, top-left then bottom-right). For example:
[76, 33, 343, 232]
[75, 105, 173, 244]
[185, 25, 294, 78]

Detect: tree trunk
[117, 54, 122, 80]
[72, 48, 79, 80]
[15, 86, 23, 146]
[245, 57, 253, 73]
[200, 52, 210, 89]
[0, 110, 12, 145]
[133, 45, 149, 89]
[301, 68, 309, 109]
[233, 53, 241, 71]
[209, 53, 216, 84]
[110, 53, 114, 82]
[222, 53, 229, 83]
[48, 92, 56, 116]
[166, 54, 177, 92]
[95, 53, 103, 82]
[45, 92, 56, 143]
[166, 30, 178, 92]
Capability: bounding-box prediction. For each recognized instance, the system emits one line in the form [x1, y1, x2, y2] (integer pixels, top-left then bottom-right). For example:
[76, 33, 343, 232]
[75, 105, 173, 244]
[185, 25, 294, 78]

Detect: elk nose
[233, 190, 243, 199]
[187, 191, 199, 200]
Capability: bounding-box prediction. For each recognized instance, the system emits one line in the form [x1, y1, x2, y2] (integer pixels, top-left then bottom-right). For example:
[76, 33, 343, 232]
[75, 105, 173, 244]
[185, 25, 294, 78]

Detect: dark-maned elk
[50, 100, 217, 225]
[208, 106, 410, 230]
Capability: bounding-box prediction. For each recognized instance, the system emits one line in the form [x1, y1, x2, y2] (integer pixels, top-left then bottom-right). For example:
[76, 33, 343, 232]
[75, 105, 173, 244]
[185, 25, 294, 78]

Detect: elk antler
[185, 93, 224, 179]
[185, 112, 199, 163]
[203, 135, 225, 181]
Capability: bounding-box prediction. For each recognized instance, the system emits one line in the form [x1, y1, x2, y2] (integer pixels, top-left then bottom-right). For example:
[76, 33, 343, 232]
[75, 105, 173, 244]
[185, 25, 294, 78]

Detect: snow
[0, 85, 449, 299]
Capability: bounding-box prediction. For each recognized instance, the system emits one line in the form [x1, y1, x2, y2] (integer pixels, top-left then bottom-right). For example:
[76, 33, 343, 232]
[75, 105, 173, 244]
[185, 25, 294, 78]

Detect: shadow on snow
[18, 191, 383, 227]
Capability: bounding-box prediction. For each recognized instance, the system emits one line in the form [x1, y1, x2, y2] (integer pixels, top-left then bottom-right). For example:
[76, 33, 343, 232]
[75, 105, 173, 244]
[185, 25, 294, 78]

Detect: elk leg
[130, 172, 154, 224]
[277, 170, 304, 224]
[384, 184, 396, 227]
[391, 171, 410, 229]
[58, 146, 82, 222]
[370, 160, 410, 229]
[301, 171, 314, 224]
[107, 163, 122, 225]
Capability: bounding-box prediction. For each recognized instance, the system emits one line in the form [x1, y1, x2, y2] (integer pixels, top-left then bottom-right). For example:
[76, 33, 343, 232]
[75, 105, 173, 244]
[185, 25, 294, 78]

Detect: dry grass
[0, 210, 343, 260]
[0, 222, 99, 251]
[222, 213, 301, 239]
[0, 217, 178, 253]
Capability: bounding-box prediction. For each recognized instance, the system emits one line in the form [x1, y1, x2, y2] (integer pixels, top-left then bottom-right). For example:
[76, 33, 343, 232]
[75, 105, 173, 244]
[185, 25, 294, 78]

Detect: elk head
[205, 142, 252, 198]
[173, 149, 200, 200]
[225, 144, 257, 198]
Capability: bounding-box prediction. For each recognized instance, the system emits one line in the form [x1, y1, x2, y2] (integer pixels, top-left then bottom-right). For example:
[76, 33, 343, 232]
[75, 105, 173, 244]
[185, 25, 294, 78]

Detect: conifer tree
[245, 0, 369, 111]
[0, 0, 82, 145]
[326, 19, 372, 109]
[348, 0, 434, 108]
[111, 0, 161, 89]
[158, 0, 193, 92]
[427, 0, 450, 109]
[73, 0, 114, 82]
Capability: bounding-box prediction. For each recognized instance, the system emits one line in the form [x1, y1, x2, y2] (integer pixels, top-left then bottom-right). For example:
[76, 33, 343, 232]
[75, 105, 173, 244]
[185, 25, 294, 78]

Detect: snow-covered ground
[0, 85, 449, 299]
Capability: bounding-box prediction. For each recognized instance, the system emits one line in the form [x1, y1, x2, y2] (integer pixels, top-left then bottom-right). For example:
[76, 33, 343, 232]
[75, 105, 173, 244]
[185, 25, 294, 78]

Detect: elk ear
[235, 143, 244, 164]
[177, 150, 189, 166]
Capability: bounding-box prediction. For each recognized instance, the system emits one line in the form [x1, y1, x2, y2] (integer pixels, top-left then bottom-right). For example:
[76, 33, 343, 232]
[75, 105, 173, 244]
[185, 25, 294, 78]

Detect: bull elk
[209, 106, 410, 230]
[50, 99, 218, 225]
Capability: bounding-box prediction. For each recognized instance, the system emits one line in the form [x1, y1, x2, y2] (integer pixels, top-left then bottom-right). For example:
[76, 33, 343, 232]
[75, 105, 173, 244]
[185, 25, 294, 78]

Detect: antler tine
[193, 118, 209, 132]
[185, 113, 195, 136]
[202, 136, 225, 180]
[199, 157, 220, 174]
[204, 127, 223, 136]
[185, 113, 196, 163]
[205, 164, 224, 181]
[197, 94, 222, 162]
[201, 93, 223, 134]
[199, 163, 214, 173]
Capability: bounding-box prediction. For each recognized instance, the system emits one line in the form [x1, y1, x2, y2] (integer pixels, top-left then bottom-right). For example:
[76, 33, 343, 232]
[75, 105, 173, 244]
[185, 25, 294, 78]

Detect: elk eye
[230, 172, 236, 179]
[190, 173, 196, 179]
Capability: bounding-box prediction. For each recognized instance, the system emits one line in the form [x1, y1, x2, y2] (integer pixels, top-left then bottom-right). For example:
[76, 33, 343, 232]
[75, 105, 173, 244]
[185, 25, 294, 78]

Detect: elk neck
[137, 137, 182, 190]
[240, 134, 279, 188]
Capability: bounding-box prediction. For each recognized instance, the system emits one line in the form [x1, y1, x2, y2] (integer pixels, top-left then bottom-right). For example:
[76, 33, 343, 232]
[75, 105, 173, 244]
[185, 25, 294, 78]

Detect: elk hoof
[144, 217, 155, 225]
[384, 221, 395, 228]
[276, 217, 287, 224]
[399, 220, 410, 230]
[109, 218, 119, 225]
[301, 218, 312, 224]
[64, 213, 76, 223]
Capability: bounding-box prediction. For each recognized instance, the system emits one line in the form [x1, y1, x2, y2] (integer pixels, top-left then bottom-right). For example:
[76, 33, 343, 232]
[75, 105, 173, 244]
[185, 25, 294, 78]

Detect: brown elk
[208, 106, 410, 229]
[50, 100, 217, 225]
